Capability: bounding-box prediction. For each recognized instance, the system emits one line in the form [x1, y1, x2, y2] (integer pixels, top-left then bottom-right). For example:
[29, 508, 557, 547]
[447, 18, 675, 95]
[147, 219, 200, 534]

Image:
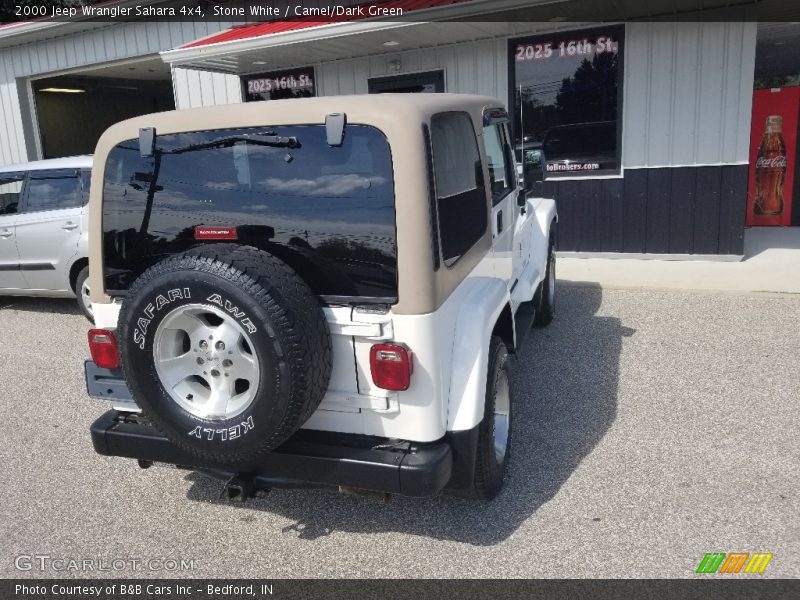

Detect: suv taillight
[369, 343, 413, 391]
[88, 329, 119, 369]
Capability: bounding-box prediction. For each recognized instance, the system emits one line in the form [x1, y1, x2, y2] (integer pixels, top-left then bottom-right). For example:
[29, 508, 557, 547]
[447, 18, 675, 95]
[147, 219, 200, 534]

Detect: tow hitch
[221, 474, 257, 502]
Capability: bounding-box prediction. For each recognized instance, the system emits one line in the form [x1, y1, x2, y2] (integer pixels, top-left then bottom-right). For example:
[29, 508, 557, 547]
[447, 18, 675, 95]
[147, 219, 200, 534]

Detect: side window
[25, 170, 81, 212]
[0, 172, 25, 215]
[430, 112, 487, 266]
[482, 122, 514, 205]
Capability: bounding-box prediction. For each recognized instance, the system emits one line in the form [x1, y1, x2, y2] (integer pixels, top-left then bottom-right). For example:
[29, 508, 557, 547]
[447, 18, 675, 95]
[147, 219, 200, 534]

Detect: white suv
[86, 95, 557, 501]
[0, 155, 93, 320]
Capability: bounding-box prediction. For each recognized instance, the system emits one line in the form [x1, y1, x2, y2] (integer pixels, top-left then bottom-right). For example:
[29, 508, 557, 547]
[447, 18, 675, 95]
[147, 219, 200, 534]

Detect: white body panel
[15, 206, 82, 291]
[93, 196, 557, 441]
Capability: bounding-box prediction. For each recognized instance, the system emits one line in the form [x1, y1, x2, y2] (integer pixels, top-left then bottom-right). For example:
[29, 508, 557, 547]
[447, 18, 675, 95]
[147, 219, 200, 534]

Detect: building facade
[1, 0, 798, 257]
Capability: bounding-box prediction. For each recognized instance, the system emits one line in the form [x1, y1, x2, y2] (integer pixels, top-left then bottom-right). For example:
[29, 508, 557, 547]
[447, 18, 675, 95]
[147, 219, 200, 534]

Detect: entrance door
[368, 70, 444, 94]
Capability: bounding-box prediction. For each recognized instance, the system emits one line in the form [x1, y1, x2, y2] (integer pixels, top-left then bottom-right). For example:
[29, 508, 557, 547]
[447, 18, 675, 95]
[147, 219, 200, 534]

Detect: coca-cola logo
[756, 155, 787, 169]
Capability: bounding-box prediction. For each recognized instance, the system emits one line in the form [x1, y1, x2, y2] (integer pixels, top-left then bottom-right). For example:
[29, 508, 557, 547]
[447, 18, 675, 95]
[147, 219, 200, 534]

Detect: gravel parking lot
[1, 284, 797, 578]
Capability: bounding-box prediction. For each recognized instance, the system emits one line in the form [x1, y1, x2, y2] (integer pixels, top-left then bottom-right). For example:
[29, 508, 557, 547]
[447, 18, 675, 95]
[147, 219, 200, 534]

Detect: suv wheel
[117, 244, 332, 464]
[468, 335, 514, 501]
[75, 266, 94, 323]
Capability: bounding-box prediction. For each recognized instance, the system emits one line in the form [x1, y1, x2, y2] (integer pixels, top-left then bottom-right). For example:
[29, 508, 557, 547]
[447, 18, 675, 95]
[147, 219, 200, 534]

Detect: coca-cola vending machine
[747, 87, 800, 226]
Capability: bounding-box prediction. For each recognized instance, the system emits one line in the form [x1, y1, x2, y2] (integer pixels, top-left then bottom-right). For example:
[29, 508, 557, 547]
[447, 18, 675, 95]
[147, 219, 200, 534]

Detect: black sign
[242, 67, 316, 102]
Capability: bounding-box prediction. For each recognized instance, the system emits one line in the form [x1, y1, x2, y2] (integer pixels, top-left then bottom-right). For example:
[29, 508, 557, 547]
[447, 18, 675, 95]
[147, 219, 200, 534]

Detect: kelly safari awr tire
[117, 244, 332, 464]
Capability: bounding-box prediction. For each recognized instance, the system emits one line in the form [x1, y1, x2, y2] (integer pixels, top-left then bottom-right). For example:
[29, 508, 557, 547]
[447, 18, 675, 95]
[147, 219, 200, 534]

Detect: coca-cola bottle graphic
[754, 115, 787, 216]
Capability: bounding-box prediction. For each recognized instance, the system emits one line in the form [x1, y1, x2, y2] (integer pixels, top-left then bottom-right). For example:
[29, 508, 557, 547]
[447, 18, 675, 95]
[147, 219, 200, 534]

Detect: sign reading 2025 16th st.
[515, 35, 619, 61]
[247, 73, 314, 95]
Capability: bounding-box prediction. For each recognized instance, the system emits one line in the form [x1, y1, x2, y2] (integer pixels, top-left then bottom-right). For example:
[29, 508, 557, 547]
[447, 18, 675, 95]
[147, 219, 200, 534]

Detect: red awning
[181, 0, 470, 49]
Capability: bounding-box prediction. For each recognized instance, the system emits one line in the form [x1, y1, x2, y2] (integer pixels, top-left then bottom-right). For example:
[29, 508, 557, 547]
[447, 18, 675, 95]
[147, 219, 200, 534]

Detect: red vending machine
[747, 87, 800, 226]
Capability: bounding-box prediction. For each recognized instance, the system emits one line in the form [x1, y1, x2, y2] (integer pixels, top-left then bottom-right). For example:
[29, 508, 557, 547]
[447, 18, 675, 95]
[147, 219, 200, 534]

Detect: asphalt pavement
[0, 284, 797, 578]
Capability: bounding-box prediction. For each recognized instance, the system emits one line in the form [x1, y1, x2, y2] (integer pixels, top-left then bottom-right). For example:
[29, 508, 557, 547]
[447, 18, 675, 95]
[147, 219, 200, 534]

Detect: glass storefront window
[511, 26, 624, 181]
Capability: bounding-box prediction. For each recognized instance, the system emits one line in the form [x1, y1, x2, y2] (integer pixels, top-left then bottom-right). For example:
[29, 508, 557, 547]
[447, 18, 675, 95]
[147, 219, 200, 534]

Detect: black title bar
[2, 0, 800, 25]
[4, 579, 800, 600]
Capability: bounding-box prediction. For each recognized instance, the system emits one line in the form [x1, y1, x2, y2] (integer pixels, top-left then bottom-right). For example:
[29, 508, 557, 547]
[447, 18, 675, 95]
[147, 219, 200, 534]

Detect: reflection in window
[483, 124, 514, 204]
[430, 112, 487, 266]
[26, 171, 80, 211]
[102, 125, 398, 299]
[512, 27, 623, 178]
[0, 172, 24, 215]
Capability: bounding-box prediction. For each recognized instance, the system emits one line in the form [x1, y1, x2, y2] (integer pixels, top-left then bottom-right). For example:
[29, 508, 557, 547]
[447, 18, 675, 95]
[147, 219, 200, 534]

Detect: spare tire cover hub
[153, 303, 261, 421]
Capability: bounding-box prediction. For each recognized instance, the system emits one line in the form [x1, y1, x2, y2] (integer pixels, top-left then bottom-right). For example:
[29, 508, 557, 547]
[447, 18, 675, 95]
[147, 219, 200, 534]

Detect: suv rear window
[102, 125, 397, 301]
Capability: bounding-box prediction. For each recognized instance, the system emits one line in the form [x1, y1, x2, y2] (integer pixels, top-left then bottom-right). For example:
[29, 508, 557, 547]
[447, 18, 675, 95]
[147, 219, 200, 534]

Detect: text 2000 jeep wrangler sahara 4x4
[85, 94, 557, 501]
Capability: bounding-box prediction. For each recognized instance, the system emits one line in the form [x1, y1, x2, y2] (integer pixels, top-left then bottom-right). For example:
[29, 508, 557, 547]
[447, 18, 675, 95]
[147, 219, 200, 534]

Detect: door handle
[0, 230, 12, 238]
[61, 222, 78, 231]
[496, 210, 503, 234]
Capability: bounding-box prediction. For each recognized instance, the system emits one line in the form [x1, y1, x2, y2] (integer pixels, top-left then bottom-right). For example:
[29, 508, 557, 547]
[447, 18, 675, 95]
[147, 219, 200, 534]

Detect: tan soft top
[89, 93, 506, 314]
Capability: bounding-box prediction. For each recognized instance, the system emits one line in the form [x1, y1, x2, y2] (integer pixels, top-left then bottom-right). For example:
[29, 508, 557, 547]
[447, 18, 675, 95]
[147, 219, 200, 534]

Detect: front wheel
[467, 335, 514, 501]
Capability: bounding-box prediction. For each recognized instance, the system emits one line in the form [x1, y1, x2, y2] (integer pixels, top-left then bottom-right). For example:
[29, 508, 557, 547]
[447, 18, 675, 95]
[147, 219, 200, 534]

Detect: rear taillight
[369, 343, 413, 391]
[88, 329, 119, 369]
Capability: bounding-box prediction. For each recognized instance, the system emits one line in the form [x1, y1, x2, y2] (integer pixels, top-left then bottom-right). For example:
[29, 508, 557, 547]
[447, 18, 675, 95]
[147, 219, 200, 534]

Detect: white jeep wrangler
[85, 94, 557, 501]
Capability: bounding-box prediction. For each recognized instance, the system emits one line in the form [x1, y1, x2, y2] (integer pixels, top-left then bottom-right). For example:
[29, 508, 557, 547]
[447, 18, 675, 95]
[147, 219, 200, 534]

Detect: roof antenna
[519, 83, 525, 190]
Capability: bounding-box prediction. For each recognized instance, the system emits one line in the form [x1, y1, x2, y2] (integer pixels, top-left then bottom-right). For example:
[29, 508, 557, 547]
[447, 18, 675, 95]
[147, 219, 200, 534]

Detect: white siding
[312, 22, 756, 170]
[173, 39, 508, 114]
[172, 67, 241, 109]
[0, 20, 234, 165]
[314, 38, 509, 101]
[622, 22, 757, 168]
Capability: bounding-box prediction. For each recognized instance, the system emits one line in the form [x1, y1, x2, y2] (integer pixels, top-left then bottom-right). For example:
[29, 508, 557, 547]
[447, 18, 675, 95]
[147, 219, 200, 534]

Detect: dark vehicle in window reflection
[541, 121, 617, 176]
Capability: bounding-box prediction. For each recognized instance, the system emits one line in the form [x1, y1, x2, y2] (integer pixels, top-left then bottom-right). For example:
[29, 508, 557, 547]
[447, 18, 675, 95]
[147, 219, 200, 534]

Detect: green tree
[554, 52, 619, 124]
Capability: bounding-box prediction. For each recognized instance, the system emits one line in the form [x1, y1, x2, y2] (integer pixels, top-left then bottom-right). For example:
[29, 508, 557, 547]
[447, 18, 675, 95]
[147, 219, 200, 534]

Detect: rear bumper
[91, 410, 467, 497]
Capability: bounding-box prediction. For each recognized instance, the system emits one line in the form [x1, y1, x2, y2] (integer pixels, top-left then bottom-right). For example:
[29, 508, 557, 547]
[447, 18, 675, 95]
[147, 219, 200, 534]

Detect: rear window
[102, 125, 397, 301]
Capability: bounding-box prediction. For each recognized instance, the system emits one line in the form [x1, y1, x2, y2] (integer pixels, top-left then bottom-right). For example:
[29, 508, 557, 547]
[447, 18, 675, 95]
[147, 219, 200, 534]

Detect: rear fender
[446, 277, 511, 432]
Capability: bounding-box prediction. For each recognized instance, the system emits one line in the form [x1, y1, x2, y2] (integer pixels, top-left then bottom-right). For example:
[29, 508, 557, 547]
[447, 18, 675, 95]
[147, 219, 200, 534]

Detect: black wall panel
[668, 168, 697, 254]
[645, 168, 672, 253]
[693, 167, 722, 254]
[532, 164, 747, 255]
[621, 168, 647, 253]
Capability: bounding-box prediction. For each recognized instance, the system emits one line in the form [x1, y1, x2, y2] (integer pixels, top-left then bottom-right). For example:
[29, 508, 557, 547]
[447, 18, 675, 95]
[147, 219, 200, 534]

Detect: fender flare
[529, 196, 557, 265]
[446, 277, 511, 432]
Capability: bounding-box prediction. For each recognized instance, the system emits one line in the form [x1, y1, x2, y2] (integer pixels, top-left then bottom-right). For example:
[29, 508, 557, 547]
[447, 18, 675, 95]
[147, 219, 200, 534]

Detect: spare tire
[117, 244, 332, 464]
